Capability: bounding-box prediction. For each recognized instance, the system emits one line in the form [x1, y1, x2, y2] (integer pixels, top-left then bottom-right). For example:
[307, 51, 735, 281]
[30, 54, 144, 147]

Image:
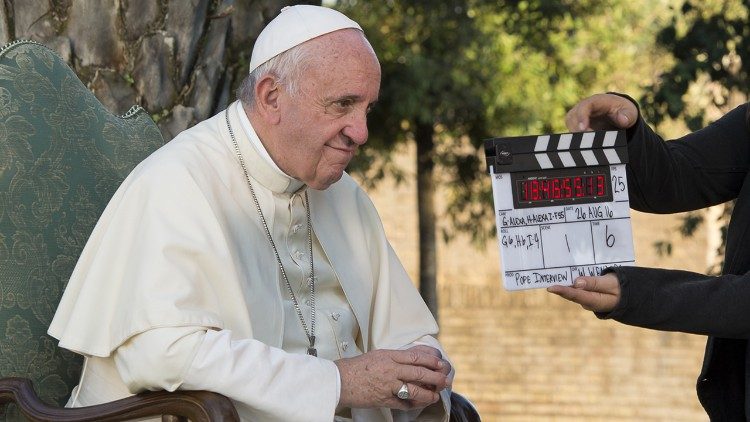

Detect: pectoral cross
[307, 336, 317, 356]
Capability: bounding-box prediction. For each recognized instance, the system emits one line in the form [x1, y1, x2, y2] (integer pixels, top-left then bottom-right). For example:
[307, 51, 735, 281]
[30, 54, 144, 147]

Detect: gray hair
[237, 41, 317, 110]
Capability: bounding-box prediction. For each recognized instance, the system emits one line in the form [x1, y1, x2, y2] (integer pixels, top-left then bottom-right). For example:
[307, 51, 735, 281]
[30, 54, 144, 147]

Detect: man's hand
[335, 346, 451, 410]
[410, 344, 452, 377]
[547, 273, 621, 313]
[565, 93, 638, 132]
[407, 345, 452, 391]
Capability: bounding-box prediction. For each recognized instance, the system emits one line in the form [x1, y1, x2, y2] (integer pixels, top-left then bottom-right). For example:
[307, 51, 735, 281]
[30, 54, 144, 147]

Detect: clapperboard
[484, 130, 635, 291]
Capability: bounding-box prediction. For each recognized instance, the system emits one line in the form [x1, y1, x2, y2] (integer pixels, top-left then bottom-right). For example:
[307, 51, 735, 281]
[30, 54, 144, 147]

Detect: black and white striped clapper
[484, 130, 628, 173]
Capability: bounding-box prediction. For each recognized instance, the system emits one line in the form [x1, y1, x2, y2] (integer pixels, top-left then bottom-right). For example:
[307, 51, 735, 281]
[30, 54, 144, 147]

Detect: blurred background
[2, 0, 747, 420]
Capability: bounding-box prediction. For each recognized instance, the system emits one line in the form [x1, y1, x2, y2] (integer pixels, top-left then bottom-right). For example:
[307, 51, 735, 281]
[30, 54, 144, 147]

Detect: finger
[406, 383, 440, 407]
[565, 101, 591, 132]
[439, 359, 452, 376]
[610, 107, 633, 128]
[408, 345, 441, 358]
[393, 382, 440, 409]
[576, 94, 616, 130]
[546, 285, 611, 312]
[392, 348, 443, 371]
[398, 364, 450, 390]
[573, 274, 620, 295]
[588, 94, 637, 130]
[609, 101, 637, 129]
[404, 345, 451, 375]
[389, 383, 415, 411]
[415, 382, 437, 392]
[547, 274, 620, 312]
[567, 93, 638, 131]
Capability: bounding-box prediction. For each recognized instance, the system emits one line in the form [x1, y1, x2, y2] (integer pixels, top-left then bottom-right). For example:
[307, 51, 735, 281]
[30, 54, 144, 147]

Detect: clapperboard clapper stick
[484, 130, 636, 291]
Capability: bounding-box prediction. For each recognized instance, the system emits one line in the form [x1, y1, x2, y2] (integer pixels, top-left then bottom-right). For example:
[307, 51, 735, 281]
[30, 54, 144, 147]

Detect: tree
[335, 0, 670, 319]
[642, 0, 750, 273]
[0, 0, 318, 141]
[334, 0, 499, 320]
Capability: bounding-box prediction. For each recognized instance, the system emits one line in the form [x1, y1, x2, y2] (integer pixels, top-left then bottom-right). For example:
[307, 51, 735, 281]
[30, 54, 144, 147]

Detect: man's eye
[336, 99, 354, 108]
[326, 99, 355, 115]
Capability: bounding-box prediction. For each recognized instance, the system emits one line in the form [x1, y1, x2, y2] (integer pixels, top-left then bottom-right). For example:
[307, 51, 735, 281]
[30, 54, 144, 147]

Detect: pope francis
[48, 4, 453, 422]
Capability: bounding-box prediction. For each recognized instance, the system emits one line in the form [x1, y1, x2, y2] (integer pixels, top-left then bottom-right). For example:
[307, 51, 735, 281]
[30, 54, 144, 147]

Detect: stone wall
[0, 0, 310, 140]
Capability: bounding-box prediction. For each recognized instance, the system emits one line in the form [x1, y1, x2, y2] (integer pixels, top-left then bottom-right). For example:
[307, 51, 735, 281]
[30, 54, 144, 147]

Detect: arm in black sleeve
[621, 100, 750, 214]
[599, 266, 750, 339]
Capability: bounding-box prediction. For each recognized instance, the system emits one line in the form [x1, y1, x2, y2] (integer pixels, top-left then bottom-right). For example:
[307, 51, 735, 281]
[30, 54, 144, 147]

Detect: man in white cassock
[48, 5, 453, 422]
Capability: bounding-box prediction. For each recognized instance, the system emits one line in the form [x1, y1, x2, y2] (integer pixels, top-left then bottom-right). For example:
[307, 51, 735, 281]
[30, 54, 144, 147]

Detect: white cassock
[48, 101, 452, 421]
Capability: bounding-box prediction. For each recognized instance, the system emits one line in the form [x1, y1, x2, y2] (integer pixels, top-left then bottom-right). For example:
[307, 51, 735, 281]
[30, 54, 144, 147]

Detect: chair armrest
[0, 377, 239, 422]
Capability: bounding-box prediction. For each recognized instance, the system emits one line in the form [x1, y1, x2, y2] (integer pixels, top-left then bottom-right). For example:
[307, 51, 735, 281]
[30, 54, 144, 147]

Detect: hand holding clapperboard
[484, 130, 635, 291]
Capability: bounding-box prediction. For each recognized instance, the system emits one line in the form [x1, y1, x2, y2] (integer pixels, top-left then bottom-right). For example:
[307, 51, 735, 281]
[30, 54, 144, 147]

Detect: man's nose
[343, 112, 368, 145]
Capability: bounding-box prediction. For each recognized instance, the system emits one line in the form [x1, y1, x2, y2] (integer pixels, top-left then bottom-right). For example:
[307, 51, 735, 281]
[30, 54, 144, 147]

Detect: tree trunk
[0, 0, 315, 141]
[416, 121, 438, 320]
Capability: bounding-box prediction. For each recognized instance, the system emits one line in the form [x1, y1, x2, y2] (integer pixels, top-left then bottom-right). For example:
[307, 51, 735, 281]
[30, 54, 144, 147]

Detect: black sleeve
[598, 266, 750, 339]
[621, 100, 750, 214]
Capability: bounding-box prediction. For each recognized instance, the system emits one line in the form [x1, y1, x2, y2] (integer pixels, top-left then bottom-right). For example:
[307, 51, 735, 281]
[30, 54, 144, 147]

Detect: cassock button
[331, 312, 341, 321]
[341, 341, 349, 351]
[292, 224, 303, 234]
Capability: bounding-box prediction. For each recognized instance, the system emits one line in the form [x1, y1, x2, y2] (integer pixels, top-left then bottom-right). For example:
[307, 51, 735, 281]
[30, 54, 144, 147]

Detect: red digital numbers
[520, 174, 607, 202]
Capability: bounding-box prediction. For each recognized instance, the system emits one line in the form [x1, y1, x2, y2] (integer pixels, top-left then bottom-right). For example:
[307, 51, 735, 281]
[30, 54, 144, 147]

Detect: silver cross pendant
[307, 335, 317, 356]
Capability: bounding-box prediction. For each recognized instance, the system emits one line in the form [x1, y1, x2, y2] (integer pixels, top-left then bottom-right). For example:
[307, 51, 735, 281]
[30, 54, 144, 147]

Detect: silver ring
[396, 383, 410, 400]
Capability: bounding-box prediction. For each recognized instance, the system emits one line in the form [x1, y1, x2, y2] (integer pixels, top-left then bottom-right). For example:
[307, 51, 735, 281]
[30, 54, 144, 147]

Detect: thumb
[574, 274, 620, 294]
[573, 276, 605, 292]
[612, 105, 637, 129]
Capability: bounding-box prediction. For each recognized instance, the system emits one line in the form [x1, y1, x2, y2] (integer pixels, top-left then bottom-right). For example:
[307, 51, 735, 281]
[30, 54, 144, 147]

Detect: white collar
[227, 102, 304, 195]
[235, 101, 291, 179]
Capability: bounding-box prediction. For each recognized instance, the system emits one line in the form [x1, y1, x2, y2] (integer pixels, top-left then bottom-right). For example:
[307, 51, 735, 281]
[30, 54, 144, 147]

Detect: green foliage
[335, 0, 678, 244]
[338, 1, 491, 150]
[643, 0, 748, 273]
[336, 0, 495, 246]
[653, 240, 673, 257]
[680, 211, 704, 236]
[643, 0, 749, 129]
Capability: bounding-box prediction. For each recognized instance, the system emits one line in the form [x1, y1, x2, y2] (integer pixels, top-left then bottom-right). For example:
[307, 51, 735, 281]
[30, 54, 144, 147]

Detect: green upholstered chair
[0, 40, 238, 421]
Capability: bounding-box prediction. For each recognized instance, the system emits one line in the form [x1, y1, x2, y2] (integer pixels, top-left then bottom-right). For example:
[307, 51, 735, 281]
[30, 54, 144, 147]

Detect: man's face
[274, 30, 381, 190]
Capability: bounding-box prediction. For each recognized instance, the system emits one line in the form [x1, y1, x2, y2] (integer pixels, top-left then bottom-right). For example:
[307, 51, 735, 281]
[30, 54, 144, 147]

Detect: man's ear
[254, 75, 282, 124]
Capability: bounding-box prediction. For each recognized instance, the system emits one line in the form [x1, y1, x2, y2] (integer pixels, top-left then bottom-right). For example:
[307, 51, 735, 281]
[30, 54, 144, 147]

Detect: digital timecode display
[511, 166, 613, 209]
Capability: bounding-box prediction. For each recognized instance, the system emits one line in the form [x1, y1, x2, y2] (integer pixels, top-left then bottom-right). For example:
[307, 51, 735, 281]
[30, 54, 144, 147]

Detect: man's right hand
[547, 273, 621, 313]
[565, 93, 638, 132]
[335, 346, 451, 410]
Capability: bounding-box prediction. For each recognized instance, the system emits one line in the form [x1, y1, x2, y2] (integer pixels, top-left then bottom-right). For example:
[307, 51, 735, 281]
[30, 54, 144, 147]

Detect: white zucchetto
[248, 5, 362, 73]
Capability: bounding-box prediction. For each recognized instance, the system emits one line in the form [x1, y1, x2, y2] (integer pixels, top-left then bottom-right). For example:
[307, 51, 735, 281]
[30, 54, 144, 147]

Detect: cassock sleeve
[114, 326, 341, 422]
[354, 188, 452, 421]
[370, 219, 452, 420]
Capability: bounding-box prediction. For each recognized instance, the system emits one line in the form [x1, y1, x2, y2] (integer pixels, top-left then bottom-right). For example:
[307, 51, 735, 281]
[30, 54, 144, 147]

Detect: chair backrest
[0, 40, 165, 410]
